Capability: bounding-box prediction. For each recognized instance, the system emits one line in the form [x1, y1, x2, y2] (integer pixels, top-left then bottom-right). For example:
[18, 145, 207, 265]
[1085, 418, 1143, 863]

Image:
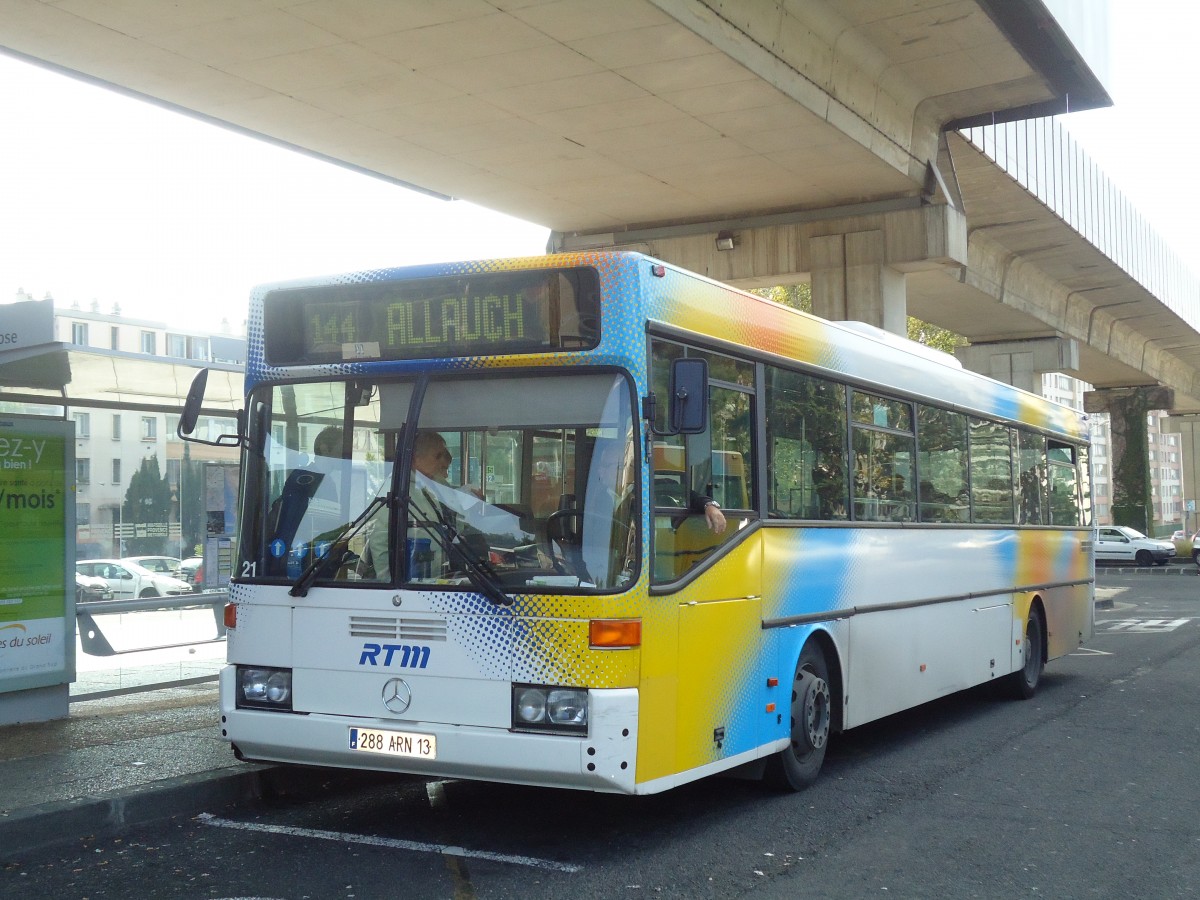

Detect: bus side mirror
[179, 368, 245, 448]
[179, 369, 208, 438]
[670, 358, 708, 435]
[645, 358, 709, 436]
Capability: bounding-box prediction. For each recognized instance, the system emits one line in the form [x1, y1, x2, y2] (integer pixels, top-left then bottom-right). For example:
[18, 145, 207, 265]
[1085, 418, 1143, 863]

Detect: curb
[0, 763, 389, 858]
[1097, 565, 1199, 576]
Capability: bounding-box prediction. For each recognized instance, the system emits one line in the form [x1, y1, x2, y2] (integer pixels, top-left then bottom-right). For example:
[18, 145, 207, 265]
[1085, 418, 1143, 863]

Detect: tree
[907, 318, 965, 354]
[751, 284, 812, 312]
[122, 455, 173, 556]
[178, 444, 207, 557]
[753, 283, 965, 353]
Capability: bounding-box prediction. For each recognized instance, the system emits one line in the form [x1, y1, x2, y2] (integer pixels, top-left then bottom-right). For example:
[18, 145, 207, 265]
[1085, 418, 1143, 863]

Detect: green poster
[0, 417, 72, 689]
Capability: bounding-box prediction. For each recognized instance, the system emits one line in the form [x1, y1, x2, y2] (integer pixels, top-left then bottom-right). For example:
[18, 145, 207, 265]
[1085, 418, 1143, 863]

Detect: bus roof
[245, 250, 1088, 442]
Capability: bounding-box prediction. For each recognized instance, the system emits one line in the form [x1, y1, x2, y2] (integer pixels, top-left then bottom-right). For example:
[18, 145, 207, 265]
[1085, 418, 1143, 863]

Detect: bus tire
[767, 641, 832, 791]
[1006, 607, 1045, 700]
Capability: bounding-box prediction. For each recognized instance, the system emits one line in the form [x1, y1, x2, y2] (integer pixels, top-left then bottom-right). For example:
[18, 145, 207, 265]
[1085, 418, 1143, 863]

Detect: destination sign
[263, 268, 600, 366]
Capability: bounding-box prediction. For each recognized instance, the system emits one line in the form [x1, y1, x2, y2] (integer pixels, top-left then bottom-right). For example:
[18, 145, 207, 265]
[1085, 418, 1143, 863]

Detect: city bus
[179, 250, 1094, 795]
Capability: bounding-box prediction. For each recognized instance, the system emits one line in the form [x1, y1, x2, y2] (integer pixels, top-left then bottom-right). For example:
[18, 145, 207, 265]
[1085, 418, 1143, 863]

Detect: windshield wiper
[289, 493, 390, 598]
[409, 489, 511, 607]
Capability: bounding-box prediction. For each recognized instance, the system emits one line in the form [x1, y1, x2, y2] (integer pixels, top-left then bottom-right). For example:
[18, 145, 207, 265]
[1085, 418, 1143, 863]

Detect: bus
[180, 251, 1093, 795]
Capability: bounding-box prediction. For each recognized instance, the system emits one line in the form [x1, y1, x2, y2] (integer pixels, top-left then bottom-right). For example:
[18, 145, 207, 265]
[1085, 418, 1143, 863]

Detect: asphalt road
[5, 573, 1199, 899]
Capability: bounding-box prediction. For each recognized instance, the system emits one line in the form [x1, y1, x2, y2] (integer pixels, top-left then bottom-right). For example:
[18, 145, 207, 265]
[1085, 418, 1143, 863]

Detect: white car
[123, 555, 183, 577]
[1094, 526, 1176, 567]
[76, 559, 193, 599]
[75, 572, 114, 602]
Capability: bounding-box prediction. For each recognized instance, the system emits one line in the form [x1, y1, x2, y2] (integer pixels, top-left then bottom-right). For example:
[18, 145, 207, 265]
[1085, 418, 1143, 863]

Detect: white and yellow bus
[181, 251, 1093, 794]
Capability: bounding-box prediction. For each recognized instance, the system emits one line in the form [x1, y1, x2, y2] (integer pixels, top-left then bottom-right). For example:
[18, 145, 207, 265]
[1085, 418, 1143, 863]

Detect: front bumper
[219, 667, 640, 794]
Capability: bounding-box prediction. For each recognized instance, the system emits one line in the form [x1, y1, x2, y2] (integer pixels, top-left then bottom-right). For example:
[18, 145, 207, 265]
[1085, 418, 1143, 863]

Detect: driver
[406, 431, 492, 580]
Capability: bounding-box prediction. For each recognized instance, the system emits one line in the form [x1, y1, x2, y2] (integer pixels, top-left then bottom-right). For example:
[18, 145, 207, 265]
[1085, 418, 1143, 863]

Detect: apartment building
[35, 297, 245, 558]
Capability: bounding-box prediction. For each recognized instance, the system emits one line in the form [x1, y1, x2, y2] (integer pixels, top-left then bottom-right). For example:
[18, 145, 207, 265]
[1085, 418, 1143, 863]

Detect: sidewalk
[0, 630, 254, 857]
[0, 613, 390, 858]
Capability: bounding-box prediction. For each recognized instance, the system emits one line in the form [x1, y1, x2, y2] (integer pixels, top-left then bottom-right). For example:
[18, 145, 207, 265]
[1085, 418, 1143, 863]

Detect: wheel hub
[795, 670, 831, 752]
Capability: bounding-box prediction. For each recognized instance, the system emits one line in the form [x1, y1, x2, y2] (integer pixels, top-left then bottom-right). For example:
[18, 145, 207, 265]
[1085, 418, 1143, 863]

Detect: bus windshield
[241, 370, 638, 593]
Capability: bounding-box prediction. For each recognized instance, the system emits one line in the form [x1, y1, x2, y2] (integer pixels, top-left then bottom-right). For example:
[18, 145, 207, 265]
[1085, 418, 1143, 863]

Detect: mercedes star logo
[382, 677, 412, 714]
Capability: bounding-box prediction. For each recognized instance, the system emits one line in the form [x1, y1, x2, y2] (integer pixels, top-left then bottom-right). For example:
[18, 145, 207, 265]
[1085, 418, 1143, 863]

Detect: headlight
[511, 684, 588, 735]
[236, 666, 294, 711]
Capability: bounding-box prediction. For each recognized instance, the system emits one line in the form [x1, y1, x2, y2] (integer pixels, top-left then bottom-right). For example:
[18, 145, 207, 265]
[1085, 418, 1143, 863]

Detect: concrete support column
[809, 230, 907, 335]
[955, 337, 1080, 395]
[1085, 386, 1175, 533]
[1160, 414, 1200, 535]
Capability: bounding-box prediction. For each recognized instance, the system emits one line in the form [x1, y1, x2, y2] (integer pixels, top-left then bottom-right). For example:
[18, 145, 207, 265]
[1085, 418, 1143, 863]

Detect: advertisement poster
[205, 462, 239, 536]
[0, 416, 73, 693]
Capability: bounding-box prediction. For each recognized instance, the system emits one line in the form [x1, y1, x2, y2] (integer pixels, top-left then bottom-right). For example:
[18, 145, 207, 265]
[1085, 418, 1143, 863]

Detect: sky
[0, 0, 1193, 335]
[1056, 0, 1200, 264]
[0, 56, 551, 334]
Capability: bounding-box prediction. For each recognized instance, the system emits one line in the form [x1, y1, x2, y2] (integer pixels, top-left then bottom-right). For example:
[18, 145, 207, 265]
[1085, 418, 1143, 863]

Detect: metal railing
[75, 590, 229, 657]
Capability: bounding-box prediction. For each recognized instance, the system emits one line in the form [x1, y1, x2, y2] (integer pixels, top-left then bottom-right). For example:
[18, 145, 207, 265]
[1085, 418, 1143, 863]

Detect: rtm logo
[359, 643, 431, 669]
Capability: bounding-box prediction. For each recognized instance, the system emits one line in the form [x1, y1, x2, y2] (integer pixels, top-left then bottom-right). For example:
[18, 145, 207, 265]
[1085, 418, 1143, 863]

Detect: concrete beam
[555, 201, 966, 295]
[963, 230, 1200, 403]
[956, 337, 1079, 394]
[808, 228, 908, 334]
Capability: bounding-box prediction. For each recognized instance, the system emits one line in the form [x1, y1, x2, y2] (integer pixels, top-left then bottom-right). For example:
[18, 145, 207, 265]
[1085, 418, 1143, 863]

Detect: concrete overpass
[4, 0, 1199, 528]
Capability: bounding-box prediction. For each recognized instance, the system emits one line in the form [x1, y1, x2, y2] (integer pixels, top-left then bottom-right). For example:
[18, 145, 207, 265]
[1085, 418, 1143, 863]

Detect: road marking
[196, 813, 582, 873]
[1070, 647, 1113, 656]
[1098, 618, 1192, 633]
[426, 779, 477, 897]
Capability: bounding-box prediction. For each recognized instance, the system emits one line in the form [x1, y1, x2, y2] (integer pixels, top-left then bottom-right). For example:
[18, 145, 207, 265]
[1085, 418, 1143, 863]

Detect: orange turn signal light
[589, 618, 641, 648]
[224, 603, 237, 630]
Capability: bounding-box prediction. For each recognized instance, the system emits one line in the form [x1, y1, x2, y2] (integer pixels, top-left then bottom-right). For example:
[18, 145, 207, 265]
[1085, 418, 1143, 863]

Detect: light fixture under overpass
[715, 231, 735, 251]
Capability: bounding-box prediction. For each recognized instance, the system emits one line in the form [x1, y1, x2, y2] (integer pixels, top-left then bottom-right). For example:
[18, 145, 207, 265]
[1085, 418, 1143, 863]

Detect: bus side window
[1047, 441, 1082, 526]
[916, 405, 968, 523]
[851, 391, 915, 522]
[765, 365, 847, 519]
[651, 360, 756, 583]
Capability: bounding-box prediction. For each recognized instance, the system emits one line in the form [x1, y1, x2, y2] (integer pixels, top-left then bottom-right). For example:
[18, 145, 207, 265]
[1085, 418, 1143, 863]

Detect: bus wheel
[767, 642, 831, 791]
[1006, 608, 1045, 700]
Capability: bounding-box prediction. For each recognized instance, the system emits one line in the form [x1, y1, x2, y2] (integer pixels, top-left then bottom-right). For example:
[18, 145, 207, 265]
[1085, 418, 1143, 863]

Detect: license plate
[348, 726, 436, 759]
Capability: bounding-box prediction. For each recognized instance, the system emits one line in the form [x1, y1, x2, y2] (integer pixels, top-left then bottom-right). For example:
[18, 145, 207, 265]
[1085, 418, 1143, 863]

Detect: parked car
[180, 556, 204, 586]
[1094, 526, 1176, 567]
[123, 555, 183, 578]
[75, 572, 114, 602]
[76, 559, 193, 599]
